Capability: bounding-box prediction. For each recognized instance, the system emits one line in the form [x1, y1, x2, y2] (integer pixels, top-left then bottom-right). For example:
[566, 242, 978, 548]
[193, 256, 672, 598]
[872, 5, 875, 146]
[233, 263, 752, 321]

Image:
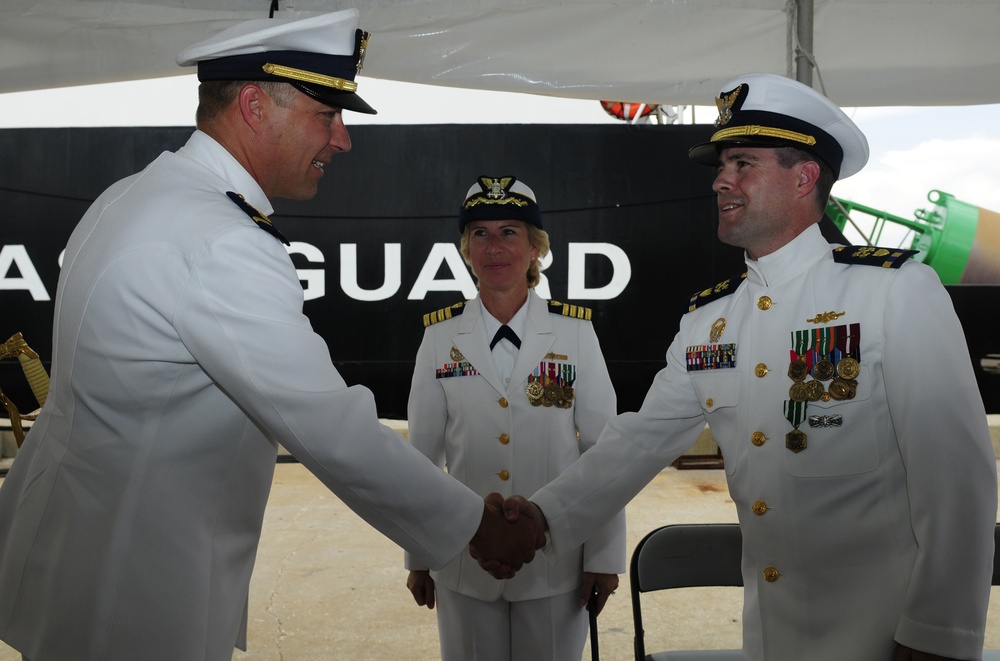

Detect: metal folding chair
[983, 523, 1000, 660]
[630, 523, 744, 661]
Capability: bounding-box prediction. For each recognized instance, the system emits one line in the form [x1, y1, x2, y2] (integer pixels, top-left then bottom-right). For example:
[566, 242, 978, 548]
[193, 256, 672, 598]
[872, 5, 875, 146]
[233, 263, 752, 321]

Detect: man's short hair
[775, 146, 836, 215]
[195, 80, 296, 125]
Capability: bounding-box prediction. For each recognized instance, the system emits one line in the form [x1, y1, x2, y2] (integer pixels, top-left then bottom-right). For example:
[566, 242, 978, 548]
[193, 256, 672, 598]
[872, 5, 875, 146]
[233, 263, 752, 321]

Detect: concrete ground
[2, 425, 1000, 659]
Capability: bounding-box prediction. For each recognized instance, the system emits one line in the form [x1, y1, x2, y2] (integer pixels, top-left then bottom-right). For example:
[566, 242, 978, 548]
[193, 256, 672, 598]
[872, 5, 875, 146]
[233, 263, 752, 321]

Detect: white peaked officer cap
[458, 176, 543, 233]
[176, 9, 375, 114]
[689, 72, 868, 179]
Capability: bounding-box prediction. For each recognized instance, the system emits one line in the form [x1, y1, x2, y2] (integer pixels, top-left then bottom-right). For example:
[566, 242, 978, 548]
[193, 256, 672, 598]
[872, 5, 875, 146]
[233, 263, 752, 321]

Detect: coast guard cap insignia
[356, 31, 370, 74]
[714, 84, 744, 127]
[486, 177, 511, 199]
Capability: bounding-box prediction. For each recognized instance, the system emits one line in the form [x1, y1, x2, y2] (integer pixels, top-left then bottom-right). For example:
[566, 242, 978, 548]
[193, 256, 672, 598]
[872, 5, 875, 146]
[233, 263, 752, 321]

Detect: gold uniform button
[705, 398, 714, 408]
[498, 397, 509, 408]
[751, 431, 766, 446]
[752, 500, 768, 516]
[763, 567, 779, 582]
[498, 470, 510, 481]
[499, 433, 510, 445]
[754, 363, 769, 378]
[757, 296, 772, 310]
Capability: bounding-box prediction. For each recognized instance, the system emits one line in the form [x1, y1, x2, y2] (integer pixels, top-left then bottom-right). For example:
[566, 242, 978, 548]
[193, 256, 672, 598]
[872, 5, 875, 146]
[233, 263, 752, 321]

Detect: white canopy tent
[2, 0, 999, 107]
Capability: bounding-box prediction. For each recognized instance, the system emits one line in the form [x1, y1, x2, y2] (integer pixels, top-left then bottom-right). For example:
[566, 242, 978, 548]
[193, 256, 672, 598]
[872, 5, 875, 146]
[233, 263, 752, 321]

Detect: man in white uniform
[497, 73, 998, 660]
[0, 11, 540, 661]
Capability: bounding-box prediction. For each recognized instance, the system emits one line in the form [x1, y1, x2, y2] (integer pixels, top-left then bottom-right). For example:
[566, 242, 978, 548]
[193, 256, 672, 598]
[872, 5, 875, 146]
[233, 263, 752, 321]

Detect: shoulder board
[548, 300, 593, 321]
[423, 302, 465, 327]
[831, 245, 917, 268]
[226, 191, 289, 245]
[688, 272, 747, 312]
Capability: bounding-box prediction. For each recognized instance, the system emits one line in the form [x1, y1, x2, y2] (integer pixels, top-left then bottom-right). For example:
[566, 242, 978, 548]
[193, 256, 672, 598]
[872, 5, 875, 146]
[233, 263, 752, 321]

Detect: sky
[2, 74, 998, 247]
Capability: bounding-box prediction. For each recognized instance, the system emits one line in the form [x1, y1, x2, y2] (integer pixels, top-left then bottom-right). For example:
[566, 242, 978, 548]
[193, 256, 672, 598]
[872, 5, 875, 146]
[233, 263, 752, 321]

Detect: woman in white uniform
[404, 175, 626, 661]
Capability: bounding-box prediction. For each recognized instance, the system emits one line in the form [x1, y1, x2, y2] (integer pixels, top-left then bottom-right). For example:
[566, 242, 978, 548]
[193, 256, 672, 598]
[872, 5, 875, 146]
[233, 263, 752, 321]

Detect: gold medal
[847, 379, 858, 399]
[789, 382, 808, 403]
[787, 359, 808, 382]
[561, 386, 575, 408]
[829, 379, 850, 400]
[525, 379, 543, 403]
[805, 380, 825, 402]
[813, 358, 835, 381]
[785, 429, 807, 453]
[542, 382, 560, 407]
[837, 356, 860, 380]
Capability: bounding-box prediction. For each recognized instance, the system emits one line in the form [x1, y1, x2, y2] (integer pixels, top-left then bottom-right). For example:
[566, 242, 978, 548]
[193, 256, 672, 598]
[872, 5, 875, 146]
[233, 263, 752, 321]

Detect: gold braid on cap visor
[261, 63, 358, 92]
[711, 124, 816, 146]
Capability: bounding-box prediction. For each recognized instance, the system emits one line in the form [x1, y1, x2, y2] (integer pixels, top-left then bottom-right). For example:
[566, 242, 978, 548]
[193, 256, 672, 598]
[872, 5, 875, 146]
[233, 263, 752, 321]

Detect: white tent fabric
[2, 0, 999, 106]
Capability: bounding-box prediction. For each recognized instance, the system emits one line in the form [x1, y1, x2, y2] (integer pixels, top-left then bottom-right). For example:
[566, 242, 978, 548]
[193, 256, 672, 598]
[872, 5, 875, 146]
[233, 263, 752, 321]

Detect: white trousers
[435, 585, 589, 661]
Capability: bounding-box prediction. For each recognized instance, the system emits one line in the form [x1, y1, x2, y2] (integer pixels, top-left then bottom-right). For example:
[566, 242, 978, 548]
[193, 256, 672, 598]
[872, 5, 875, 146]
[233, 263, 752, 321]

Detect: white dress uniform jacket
[0, 131, 484, 661]
[405, 292, 626, 601]
[532, 224, 997, 660]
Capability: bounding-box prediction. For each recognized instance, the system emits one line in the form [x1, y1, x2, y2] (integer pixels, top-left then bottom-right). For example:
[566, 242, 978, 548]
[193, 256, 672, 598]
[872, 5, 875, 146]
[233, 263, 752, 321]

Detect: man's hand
[469, 493, 546, 579]
[581, 572, 620, 616]
[406, 570, 435, 609]
[499, 494, 549, 530]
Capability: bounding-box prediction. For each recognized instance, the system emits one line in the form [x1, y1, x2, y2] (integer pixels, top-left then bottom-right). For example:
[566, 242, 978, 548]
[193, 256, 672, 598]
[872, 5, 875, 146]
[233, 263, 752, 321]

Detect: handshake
[468, 493, 548, 579]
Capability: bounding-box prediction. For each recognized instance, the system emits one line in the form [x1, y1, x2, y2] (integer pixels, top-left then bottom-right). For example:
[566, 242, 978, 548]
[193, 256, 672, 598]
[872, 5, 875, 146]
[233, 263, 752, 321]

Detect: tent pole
[795, 0, 814, 87]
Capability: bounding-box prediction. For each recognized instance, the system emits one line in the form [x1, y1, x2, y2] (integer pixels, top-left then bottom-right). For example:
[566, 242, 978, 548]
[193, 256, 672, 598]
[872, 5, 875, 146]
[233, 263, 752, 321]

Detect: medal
[829, 379, 850, 400]
[788, 358, 808, 382]
[528, 361, 577, 409]
[525, 378, 543, 405]
[837, 323, 861, 379]
[449, 346, 464, 362]
[837, 356, 860, 380]
[783, 400, 808, 453]
[789, 382, 808, 402]
[785, 429, 807, 453]
[805, 380, 825, 402]
[561, 386, 575, 407]
[813, 358, 835, 381]
[542, 382, 560, 407]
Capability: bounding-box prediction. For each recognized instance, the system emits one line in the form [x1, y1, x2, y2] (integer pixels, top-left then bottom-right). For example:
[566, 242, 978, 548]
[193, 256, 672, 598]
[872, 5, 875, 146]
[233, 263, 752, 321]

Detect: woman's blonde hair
[460, 223, 550, 289]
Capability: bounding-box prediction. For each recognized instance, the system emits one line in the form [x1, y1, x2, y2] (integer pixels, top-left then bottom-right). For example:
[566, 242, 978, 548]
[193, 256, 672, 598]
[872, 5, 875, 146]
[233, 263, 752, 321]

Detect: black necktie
[490, 325, 521, 350]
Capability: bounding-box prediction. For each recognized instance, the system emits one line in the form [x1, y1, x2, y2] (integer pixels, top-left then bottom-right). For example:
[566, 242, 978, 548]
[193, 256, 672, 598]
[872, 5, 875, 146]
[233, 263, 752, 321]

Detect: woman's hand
[580, 571, 620, 616]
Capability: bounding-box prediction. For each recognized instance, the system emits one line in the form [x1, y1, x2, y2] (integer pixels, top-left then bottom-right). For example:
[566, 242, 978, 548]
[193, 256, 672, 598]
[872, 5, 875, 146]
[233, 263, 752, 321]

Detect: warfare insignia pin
[807, 311, 846, 324]
[710, 318, 726, 343]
